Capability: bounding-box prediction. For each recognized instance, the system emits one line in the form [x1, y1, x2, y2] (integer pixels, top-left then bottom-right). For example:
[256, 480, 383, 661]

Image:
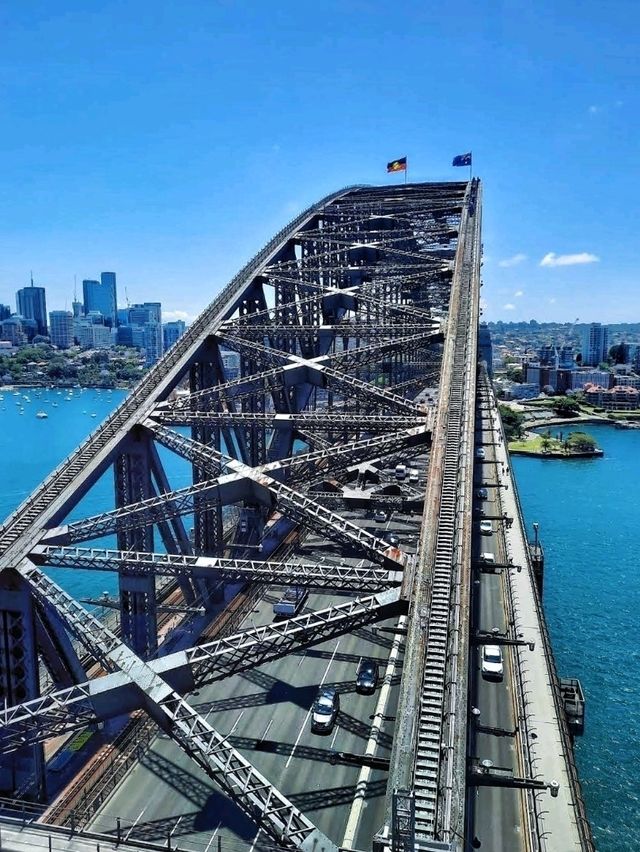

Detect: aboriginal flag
[387, 157, 407, 173]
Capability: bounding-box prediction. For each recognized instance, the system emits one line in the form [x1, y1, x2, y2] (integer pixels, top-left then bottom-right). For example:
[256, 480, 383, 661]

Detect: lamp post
[533, 522, 539, 551]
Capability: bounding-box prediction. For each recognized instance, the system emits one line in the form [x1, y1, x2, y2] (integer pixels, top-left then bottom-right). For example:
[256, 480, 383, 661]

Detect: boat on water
[36, 411, 48, 419]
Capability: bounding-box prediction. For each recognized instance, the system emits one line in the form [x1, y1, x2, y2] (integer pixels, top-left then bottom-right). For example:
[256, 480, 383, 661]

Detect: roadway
[468, 406, 525, 852]
[86, 452, 429, 851]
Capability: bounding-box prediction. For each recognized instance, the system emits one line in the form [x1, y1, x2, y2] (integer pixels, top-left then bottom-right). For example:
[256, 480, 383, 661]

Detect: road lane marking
[225, 709, 245, 736]
[205, 823, 222, 850]
[249, 827, 263, 852]
[330, 725, 340, 750]
[259, 718, 274, 741]
[342, 617, 406, 849]
[285, 640, 341, 769]
[124, 805, 146, 841]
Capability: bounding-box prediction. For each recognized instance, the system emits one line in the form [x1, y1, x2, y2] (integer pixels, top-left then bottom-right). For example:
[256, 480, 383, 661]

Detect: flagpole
[469, 151, 472, 182]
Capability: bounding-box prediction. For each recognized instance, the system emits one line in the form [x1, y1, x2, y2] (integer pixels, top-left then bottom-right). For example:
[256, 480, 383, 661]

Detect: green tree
[553, 397, 580, 417]
[566, 431, 597, 452]
[498, 404, 525, 440]
[540, 434, 552, 453]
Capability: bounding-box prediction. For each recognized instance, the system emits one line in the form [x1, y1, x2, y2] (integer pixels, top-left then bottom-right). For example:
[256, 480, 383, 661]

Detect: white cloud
[164, 309, 196, 323]
[514, 290, 524, 297]
[539, 252, 599, 267]
[498, 253, 527, 268]
[503, 303, 516, 311]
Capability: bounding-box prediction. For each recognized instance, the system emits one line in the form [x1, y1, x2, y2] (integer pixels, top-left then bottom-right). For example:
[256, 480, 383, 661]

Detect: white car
[373, 509, 387, 523]
[479, 520, 493, 535]
[479, 552, 495, 564]
[481, 645, 504, 680]
[475, 447, 486, 459]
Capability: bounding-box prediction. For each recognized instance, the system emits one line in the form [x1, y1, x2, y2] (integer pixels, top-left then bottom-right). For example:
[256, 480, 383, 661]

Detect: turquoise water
[513, 423, 640, 852]
[0, 394, 637, 846]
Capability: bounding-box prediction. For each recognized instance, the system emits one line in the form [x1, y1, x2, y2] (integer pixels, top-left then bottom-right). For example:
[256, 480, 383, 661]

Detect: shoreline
[508, 447, 604, 459]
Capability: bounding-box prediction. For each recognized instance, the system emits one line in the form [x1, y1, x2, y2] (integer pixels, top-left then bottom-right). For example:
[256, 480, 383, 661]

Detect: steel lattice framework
[0, 181, 482, 851]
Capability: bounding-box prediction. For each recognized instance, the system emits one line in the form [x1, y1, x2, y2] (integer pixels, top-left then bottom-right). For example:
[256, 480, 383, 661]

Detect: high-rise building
[83, 272, 117, 326]
[72, 299, 83, 318]
[16, 280, 48, 335]
[129, 302, 162, 325]
[163, 320, 186, 351]
[0, 305, 11, 321]
[581, 323, 609, 367]
[49, 311, 74, 349]
[142, 322, 163, 366]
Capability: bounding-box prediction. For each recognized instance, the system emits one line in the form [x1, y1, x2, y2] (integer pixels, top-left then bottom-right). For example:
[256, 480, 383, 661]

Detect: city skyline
[0, 2, 636, 325]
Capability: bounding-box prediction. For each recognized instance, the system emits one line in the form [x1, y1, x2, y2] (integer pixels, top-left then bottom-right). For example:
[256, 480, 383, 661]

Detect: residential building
[49, 311, 74, 349]
[614, 375, 640, 389]
[571, 369, 612, 390]
[76, 322, 113, 349]
[16, 281, 48, 335]
[583, 382, 640, 410]
[581, 322, 609, 366]
[0, 316, 27, 346]
[163, 320, 186, 351]
[83, 273, 117, 326]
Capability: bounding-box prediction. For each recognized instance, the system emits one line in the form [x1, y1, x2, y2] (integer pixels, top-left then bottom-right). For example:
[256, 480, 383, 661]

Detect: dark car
[310, 686, 340, 734]
[382, 531, 400, 547]
[356, 659, 379, 694]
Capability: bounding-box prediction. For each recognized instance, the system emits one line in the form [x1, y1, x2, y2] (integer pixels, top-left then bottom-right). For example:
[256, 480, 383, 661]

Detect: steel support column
[114, 434, 157, 657]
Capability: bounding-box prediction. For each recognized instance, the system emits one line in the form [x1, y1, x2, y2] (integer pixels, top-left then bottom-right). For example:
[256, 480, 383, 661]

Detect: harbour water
[513, 423, 640, 852]
[0, 393, 637, 847]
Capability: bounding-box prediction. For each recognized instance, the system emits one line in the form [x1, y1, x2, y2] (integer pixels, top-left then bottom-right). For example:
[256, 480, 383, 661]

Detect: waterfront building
[581, 322, 609, 366]
[583, 382, 640, 410]
[49, 310, 74, 349]
[16, 281, 48, 335]
[163, 320, 186, 351]
[0, 305, 10, 321]
[83, 274, 117, 326]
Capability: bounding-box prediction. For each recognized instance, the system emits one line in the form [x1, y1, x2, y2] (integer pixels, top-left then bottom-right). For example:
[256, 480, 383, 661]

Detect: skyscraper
[82, 272, 117, 326]
[581, 323, 609, 367]
[16, 279, 48, 335]
[49, 311, 74, 349]
[163, 320, 186, 351]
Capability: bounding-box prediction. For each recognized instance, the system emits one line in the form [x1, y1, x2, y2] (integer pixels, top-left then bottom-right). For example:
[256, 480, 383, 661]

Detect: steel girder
[0, 589, 403, 752]
[16, 563, 337, 850]
[32, 545, 403, 591]
[0, 181, 476, 850]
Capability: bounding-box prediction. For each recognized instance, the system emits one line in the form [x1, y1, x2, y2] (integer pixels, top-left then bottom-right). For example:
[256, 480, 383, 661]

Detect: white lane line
[285, 640, 341, 769]
[169, 815, 182, 837]
[259, 718, 273, 741]
[296, 648, 307, 669]
[124, 805, 146, 841]
[342, 616, 406, 850]
[205, 823, 222, 851]
[330, 725, 340, 750]
[226, 710, 245, 737]
[248, 827, 263, 852]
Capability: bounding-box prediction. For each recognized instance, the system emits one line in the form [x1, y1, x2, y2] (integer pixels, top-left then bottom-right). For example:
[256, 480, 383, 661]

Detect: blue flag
[452, 152, 472, 167]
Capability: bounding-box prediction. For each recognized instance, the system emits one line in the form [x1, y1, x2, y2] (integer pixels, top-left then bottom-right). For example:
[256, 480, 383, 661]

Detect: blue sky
[0, 0, 637, 324]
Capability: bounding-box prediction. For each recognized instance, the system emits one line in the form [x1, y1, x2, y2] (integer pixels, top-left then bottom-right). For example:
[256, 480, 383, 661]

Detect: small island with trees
[499, 405, 603, 459]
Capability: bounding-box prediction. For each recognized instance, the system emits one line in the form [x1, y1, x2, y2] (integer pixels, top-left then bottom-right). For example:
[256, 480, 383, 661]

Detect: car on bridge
[479, 552, 495, 564]
[356, 659, 379, 694]
[373, 509, 388, 522]
[481, 645, 504, 680]
[476, 487, 488, 499]
[311, 686, 340, 734]
[382, 531, 400, 547]
[479, 520, 493, 535]
[475, 447, 486, 459]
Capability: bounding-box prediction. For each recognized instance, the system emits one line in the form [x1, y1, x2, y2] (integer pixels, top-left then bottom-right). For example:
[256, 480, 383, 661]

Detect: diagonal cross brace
[16, 563, 336, 850]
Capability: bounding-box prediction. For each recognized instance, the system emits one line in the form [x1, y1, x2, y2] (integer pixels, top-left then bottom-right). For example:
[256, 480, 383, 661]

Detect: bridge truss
[0, 180, 481, 850]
